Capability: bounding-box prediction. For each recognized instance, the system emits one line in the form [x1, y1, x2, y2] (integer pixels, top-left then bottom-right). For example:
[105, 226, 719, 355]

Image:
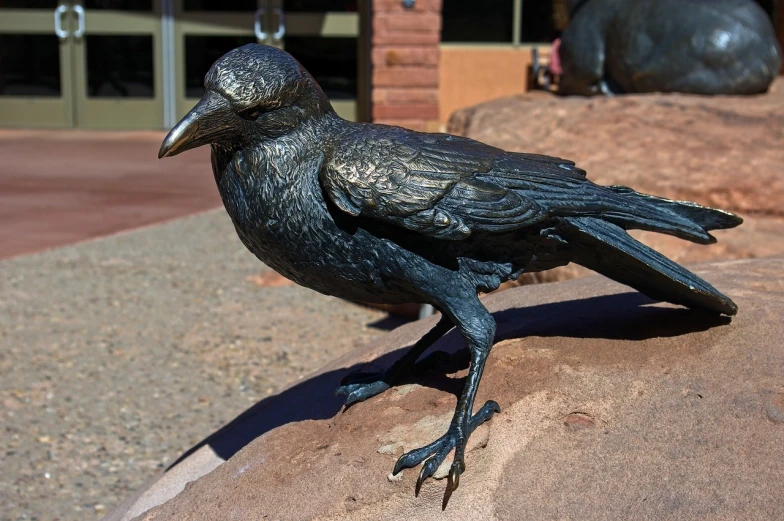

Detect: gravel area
[0, 210, 391, 521]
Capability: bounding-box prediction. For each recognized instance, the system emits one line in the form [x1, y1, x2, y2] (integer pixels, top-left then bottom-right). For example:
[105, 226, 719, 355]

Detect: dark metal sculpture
[159, 44, 741, 503]
[558, 0, 782, 96]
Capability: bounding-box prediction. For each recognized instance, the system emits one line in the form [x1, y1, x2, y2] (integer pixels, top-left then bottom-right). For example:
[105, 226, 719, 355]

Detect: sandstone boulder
[107, 257, 784, 521]
[449, 78, 784, 288]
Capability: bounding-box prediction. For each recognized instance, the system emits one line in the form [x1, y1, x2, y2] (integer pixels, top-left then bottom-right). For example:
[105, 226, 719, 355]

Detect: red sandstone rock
[448, 79, 784, 219]
[106, 257, 784, 521]
[448, 79, 784, 288]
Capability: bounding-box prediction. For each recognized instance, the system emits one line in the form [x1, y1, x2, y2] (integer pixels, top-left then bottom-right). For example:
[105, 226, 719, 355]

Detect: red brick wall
[371, 0, 442, 131]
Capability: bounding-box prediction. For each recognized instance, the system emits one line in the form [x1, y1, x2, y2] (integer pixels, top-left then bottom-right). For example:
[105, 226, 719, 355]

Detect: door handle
[272, 7, 286, 40]
[254, 8, 268, 41]
[54, 4, 69, 40]
[73, 5, 86, 39]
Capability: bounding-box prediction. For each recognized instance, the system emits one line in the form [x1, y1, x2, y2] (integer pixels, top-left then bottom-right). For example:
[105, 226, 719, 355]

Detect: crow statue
[159, 44, 741, 501]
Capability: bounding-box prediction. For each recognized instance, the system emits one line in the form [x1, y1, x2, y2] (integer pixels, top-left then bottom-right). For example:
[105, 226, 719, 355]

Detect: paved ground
[1, 210, 397, 521]
[0, 130, 401, 520]
[0, 130, 219, 260]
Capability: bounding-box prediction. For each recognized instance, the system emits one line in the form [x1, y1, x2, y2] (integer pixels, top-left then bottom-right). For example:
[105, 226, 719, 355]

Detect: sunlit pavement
[0, 129, 220, 260]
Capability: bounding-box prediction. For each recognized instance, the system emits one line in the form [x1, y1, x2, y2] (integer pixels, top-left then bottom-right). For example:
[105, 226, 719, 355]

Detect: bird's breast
[213, 148, 409, 302]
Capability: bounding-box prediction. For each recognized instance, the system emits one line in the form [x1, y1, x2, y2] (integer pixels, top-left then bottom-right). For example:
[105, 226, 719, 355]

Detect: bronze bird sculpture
[159, 44, 741, 501]
[558, 0, 782, 96]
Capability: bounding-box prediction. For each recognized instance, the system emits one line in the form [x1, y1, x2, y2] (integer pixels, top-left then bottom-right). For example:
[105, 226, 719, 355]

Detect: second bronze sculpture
[558, 0, 782, 96]
[160, 44, 741, 502]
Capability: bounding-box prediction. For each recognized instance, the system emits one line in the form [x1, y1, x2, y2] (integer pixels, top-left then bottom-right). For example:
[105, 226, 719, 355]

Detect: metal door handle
[272, 7, 285, 40]
[254, 8, 268, 41]
[54, 5, 69, 40]
[73, 5, 86, 39]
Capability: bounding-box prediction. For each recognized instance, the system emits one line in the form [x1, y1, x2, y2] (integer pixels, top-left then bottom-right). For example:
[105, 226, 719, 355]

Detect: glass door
[0, 1, 74, 127]
[0, 1, 163, 129]
[71, 0, 164, 128]
[173, 0, 260, 118]
[173, 0, 360, 122]
[267, 0, 360, 121]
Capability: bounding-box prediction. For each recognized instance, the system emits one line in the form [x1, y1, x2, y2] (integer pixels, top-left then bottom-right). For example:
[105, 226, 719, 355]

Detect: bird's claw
[335, 371, 392, 406]
[415, 455, 443, 496]
[442, 464, 463, 509]
[392, 400, 500, 504]
[394, 430, 459, 494]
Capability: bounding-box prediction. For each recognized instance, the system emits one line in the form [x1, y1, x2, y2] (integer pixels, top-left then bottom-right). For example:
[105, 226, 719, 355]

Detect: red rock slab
[448, 78, 784, 219]
[446, 79, 784, 289]
[106, 257, 784, 521]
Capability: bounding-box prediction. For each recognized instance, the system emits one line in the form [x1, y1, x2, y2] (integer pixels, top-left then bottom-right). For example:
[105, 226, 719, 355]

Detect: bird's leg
[336, 315, 452, 406]
[392, 299, 499, 504]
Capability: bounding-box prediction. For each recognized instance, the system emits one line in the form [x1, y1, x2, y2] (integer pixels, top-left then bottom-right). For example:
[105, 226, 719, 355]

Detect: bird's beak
[159, 92, 233, 158]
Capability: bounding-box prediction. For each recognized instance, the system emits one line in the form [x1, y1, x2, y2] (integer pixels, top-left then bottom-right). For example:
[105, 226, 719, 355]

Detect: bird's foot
[392, 400, 500, 506]
[336, 350, 456, 407]
[335, 369, 395, 406]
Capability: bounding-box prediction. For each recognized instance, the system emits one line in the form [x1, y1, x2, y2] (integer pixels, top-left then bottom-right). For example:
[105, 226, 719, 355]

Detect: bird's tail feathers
[564, 216, 737, 315]
[603, 185, 743, 244]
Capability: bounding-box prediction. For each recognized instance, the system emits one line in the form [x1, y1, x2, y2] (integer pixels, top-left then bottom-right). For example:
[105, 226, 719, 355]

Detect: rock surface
[449, 78, 784, 288]
[108, 257, 784, 520]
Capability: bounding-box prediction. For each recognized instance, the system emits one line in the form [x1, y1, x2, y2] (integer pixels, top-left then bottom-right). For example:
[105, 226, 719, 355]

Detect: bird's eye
[241, 107, 262, 121]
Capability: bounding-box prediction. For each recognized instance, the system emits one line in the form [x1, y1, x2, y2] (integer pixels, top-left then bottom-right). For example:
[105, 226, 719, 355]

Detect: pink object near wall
[549, 38, 562, 76]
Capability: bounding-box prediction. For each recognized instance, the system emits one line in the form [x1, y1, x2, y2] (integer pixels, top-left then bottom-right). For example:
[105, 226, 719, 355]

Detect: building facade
[1, 0, 781, 131]
[0, 0, 369, 129]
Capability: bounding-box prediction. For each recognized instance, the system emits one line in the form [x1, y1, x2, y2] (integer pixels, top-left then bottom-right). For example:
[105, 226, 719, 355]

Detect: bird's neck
[211, 114, 340, 192]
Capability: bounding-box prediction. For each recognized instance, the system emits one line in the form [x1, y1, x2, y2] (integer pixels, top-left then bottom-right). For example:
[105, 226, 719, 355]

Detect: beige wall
[438, 46, 551, 125]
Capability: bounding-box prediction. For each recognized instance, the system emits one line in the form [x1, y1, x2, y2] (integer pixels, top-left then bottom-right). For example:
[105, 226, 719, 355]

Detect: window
[441, 0, 562, 45]
[442, 0, 514, 43]
[521, 0, 560, 43]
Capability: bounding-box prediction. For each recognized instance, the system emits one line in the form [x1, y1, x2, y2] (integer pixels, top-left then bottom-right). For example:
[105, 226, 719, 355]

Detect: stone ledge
[106, 257, 784, 521]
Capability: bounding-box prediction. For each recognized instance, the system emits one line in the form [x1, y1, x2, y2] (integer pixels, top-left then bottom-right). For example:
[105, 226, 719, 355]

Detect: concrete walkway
[0, 130, 401, 520]
[0, 130, 220, 260]
[0, 210, 391, 521]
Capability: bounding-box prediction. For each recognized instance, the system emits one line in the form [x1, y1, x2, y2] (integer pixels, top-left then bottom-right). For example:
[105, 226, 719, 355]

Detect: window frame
[440, 0, 559, 47]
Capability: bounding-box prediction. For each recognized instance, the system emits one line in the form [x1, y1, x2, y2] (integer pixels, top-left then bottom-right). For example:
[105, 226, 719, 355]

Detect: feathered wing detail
[321, 129, 589, 239]
[564, 217, 738, 315]
[321, 126, 741, 244]
[321, 124, 742, 315]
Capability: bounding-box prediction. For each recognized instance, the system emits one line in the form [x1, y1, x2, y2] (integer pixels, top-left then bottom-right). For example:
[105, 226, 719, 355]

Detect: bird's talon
[335, 378, 391, 406]
[441, 466, 461, 510]
[448, 463, 462, 490]
[393, 452, 413, 476]
[344, 391, 363, 407]
[392, 401, 499, 498]
[415, 462, 429, 496]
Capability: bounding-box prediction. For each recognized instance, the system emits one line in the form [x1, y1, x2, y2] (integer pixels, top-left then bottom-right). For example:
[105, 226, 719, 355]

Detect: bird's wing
[321, 128, 588, 240]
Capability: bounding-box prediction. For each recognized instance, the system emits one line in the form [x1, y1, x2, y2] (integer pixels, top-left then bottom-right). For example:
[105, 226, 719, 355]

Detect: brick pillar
[371, 0, 442, 132]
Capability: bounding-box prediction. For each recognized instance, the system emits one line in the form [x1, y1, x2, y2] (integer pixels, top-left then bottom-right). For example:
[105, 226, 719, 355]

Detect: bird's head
[159, 43, 333, 158]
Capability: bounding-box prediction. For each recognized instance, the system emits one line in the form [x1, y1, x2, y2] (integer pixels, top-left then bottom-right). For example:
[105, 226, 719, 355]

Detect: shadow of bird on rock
[167, 290, 729, 471]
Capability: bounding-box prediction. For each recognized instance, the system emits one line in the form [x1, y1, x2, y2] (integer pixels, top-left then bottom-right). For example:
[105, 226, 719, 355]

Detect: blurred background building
[1, 0, 782, 131]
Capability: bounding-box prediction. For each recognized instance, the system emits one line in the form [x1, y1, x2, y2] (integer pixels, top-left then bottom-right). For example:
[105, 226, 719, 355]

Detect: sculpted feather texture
[159, 44, 742, 503]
